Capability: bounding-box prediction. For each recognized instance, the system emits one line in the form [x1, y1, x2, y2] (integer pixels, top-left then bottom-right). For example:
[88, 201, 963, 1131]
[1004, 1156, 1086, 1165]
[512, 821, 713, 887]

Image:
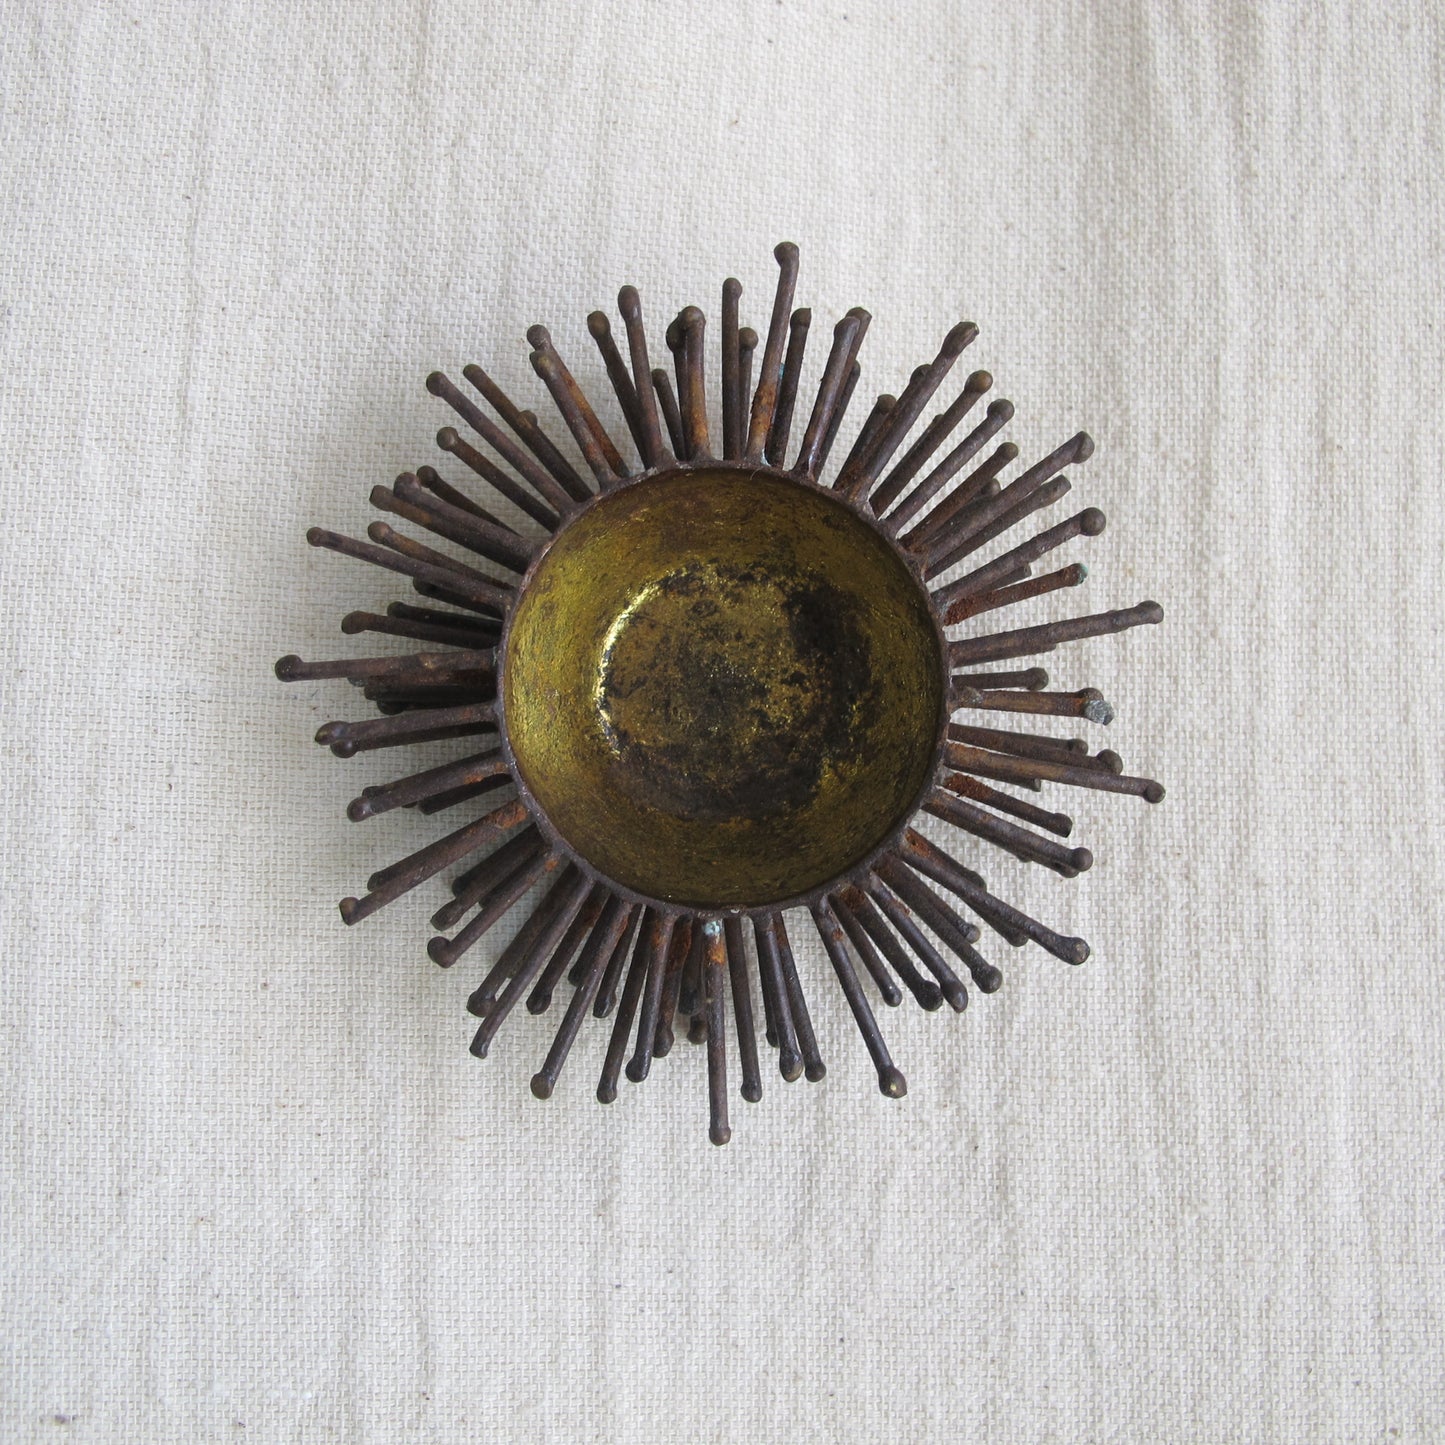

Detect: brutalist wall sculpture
[277, 243, 1164, 1143]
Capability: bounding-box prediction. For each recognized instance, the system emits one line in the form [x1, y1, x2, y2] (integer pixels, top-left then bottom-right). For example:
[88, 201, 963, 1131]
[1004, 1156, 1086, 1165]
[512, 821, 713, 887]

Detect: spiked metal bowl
[277, 243, 1164, 1143]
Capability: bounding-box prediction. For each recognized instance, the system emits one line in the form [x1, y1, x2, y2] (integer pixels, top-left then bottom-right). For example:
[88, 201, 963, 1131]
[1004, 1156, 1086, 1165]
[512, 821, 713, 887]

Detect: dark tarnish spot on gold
[504, 468, 943, 908]
[596, 562, 877, 821]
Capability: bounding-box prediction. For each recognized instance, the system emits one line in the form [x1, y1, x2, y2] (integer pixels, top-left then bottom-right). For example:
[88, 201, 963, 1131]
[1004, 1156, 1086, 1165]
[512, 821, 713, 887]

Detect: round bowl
[501, 465, 947, 909]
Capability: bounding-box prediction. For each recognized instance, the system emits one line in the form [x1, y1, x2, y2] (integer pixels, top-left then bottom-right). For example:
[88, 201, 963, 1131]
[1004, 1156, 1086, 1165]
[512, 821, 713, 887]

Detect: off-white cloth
[3, 3, 1441, 1440]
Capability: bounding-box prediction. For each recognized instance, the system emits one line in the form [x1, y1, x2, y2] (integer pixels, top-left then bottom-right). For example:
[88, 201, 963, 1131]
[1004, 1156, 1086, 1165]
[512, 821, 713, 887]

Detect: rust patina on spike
[277, 242, 1164, 1142]
[746, 241, 801, 461]
[723, 916, 763, 1102]
[766, 308, 810, 465]
[615, 286, 671, 469]
[794, 313, 864, 477]
[836, 320, 977, 503]
[384, 473, 534, 572]
[531, 895, 635, 1098]
[460, 363, 590, 501]
[414, 462, 512, 530]
[426, 370, 581, 516]
[876, 376, 997, 524]
[527, 325, 629, 489]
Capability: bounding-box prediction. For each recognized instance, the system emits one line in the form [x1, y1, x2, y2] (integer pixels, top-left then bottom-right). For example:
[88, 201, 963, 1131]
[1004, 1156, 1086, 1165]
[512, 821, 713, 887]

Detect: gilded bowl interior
[503, 467, 944, 908]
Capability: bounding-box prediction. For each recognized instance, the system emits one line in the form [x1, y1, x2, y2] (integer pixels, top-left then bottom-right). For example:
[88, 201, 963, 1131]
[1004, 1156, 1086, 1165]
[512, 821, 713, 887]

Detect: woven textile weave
[2, 3, 1441, 1440]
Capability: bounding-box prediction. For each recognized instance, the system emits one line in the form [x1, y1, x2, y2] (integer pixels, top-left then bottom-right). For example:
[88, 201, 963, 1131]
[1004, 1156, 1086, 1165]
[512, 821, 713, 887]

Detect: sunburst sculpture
[277, 243, 1163, 1143]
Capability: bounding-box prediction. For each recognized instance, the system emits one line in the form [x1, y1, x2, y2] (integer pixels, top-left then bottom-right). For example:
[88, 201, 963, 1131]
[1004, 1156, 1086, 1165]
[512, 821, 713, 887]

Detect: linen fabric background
[2, 3, 1442, 1440]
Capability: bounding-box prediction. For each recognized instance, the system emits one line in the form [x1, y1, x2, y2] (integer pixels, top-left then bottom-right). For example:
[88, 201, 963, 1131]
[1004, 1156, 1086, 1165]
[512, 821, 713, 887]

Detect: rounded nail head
[943, 321, 977, 356]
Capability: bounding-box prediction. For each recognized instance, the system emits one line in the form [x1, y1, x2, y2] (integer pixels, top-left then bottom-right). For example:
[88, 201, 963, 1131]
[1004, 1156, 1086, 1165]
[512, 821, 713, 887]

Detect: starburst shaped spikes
[277, 242, 1164, 1142]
